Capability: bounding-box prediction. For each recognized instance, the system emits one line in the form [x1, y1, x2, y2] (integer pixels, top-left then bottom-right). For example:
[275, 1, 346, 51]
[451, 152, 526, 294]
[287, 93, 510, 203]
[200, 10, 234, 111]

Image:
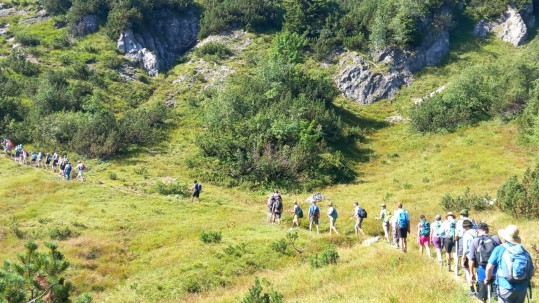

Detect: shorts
[476, 279, 497, 301]
[397, 227, 408, 239]
[457, 238, 463, 256]
[53, 160, 58, 165]
[330, 217, 337, 226]
[274, 212, 281, 219]
[78, 171, 83, 176]
[310, 216, 319, 225]
[356, 218, 363, 228]
[432, 236, 442, 249]
[443, 237, 455, 253]
[498, 287, 527, 303]
[46, 159, 51, 164]
[419, 235, 430, 246]
[192, 190, 200, 198]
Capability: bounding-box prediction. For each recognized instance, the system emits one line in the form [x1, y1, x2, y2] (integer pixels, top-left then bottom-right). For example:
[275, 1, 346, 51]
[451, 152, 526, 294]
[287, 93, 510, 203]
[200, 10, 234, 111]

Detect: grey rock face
[336, 30, 450, 104]
[71, 15, 99, 37]
[117, 9, 199, 76]
[498, 8, 528, 46]
[473, 20, 495, 39]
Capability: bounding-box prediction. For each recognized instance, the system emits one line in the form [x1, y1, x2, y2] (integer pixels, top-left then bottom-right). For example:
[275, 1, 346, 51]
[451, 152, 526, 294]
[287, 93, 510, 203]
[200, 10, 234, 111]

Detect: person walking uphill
[417, 215, 431, 257]
[468, 223, 502, 303]
[327, 203, 339, 235]
[485, 225, 534, 303]
[395, 203, 410, 252]
[191, 180, 202, 203]
[353, 202, 367, 237]
[431, 214, 444, 266]
[442, 212, 457, 271]
[308, 200, 320, 234]
[461, 219, 479, 296]
[375, 203, 390, 242]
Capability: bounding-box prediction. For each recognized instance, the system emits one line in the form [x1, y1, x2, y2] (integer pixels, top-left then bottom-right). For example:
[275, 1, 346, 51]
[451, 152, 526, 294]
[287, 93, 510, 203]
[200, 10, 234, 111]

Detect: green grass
[2, 6, 539, 303]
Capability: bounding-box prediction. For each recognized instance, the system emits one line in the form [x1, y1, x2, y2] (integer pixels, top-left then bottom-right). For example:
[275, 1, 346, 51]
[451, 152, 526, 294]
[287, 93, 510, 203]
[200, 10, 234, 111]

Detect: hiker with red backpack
[308, 200, 320, 234]
[485, 225, 534, 303]
[395, 203, 410, 252]
[417, 215, 432, 257]
[468, 223, 502, 303]
[352, 202, 367, 236]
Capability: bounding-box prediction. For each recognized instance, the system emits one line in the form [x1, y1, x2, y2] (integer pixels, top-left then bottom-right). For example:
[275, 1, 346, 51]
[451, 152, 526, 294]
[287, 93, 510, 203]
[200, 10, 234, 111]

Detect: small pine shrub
[155, 181, 189, 196]
[223, 243, 246, 257]
[440, 187, 493, 212]
[496, 167, 539, 218]
[185, 278, 202, 293]
[310, 245, 339, 269]
[108, 172, 118, 180]
[270, 239, 288, 255]
[195, 42, 233, 60]
[15, 32, 41, 46]
[200, 231, 222, 244]
[242, 278, 284, 303]
[50, 226, 79, 240]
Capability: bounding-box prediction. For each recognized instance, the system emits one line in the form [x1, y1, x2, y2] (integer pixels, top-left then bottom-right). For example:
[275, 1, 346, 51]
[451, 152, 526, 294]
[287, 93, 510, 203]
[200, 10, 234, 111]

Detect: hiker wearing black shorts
[442, 212, 457, 271]
[308, 200, 320, 234]
[395, 203, 410, 252]
[191, 180, 202, 203]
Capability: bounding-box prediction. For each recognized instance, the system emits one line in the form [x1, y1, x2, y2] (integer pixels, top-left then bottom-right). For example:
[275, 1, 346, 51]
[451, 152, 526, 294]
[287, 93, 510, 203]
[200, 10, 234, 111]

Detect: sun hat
[435, 214, 441, 220]
[381, 203, 386, 207]
[446, 212, 455, 219]
[460, 209, 469, 216]
[462, 219, 472, 228]
[328, 202, 333, 206]
[498, 225, 521, 244]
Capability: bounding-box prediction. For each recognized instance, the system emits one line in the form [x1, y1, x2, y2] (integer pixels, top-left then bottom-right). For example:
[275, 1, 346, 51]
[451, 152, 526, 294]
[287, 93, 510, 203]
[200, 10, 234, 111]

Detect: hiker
[76, 161, 85, 182]
[468, 223, 502, 303]
[191, 180, 202, 203]
[272, 195, 283, 225]
[308, 200, 320, 234]
[485, 225, 534, 303]
[36, 152, 43, 168]
[456, 209, 476, 263]
[267, 195, 275, 223]
[327, 202, 339, 235]
[431, 214, 444, 266]
[290, 201, 303, 229]
[417, 215, 432, 257]
[2, 138, 13, 157]
[64, 161, 72, 181]
[352, 202, 367, 236]
[59, 156, 67, 177]
[30, 152, 37, 165]
[442, 212, 457, 271]
[375, 203, 390, 242]
[44, 153, 51, 169]
[394, 203, 410, 252]
[461, 219, 479, 296]
[51, 152, 58, 173]
[22, 150, 28, 165]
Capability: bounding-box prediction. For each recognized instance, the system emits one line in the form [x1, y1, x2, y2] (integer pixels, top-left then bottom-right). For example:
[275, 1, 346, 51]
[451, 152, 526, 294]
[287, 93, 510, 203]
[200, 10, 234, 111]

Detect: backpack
[498, 243, 535, 283]
[420, 221, 430, 236]
[477, 235, 496, 266]
[81, 164, 85, 170]
[433, 221, 443, 237]
[448, 221, 457, 238]
[358, 207, 367, 219]
[195, 183, 202, 191]
[330, 208, 338, 219]
[384, 210, 392, 223]
[398, 210, 409, 229]
[310, 205, 320, 218]
[275, 201, 283, 212]
[296, 206, 304, 218]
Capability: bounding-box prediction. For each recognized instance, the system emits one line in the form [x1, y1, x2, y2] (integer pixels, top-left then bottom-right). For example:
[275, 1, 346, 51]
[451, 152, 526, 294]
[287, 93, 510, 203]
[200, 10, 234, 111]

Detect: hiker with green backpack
[290, 200, 303, 229]
[441, 212, 457, 271]
[485, 225, 534, 303]
[417, 215, 432, 257]
[327, 202, 339, 235]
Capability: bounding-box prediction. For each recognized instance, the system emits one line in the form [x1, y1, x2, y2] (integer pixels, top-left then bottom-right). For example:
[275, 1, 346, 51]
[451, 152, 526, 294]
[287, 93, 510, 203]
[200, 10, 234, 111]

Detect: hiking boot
[447, 264, 452, 272]
[468, 292, 476, 297]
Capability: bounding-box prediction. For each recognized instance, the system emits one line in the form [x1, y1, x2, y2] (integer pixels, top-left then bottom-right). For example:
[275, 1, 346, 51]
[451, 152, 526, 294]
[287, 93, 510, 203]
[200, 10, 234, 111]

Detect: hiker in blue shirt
[191, 180, 202, 203]
[308, 200, 320, 234]
[64, 161, 72, 181]
[485, 225, 534, 303]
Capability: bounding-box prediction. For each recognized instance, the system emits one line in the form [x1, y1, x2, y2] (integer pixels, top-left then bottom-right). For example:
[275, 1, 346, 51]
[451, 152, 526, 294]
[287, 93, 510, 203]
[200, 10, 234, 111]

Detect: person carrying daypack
[272, 197, 283, 225]
[352, 202, 366, 237]
[442, 212, 457, 271]
[461, 219, 479, 296]
[468, 223, 502, 303]
[417, 215, 431, 257]
[375, 203, 389, 243]
[431, 214, 444, 266]
[308, 200, 320, 234]
[485, 225, 535, 303]
[191, 180, 202, 203]
[64, 161, 72, 181]
[327, 202, 339, 235]
[290, 201, 303, 229]
[395, 203, 410, 253]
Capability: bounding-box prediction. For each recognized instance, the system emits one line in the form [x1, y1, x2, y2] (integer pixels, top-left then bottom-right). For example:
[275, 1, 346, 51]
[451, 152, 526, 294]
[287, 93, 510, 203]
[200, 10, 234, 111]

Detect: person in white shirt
[75, 161, 85, 182]
[461, 219, 478, 296]
[441, 212, 457, 271]
[375, 203, 390, 242]
[352, 202, 366, 236]
[327, 203, 339, 235]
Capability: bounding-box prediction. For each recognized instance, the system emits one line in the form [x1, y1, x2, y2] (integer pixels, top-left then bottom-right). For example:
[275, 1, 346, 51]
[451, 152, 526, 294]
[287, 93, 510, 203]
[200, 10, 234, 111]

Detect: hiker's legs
[382, 223, 389, 242]
[425, 244, 431, 258]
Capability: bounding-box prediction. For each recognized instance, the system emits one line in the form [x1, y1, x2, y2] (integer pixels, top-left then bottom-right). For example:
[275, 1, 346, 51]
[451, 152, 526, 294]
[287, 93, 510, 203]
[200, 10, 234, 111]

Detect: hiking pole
[454, 240, 459, 279]
[487, 281, 491, 303]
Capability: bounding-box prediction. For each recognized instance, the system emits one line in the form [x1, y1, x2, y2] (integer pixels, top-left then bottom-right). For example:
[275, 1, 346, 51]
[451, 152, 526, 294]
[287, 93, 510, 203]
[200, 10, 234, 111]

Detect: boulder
[71, 15, 99, 37]
[473, 20, 495, 39]
[117, 9, 199, 76]
[498, 8, 528, 46]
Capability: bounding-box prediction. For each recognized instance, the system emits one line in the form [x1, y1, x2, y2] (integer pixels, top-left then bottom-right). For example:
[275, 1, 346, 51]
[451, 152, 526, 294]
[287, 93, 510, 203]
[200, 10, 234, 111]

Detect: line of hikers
[2, 139, 86, 182]
[267, 193, 535, 303]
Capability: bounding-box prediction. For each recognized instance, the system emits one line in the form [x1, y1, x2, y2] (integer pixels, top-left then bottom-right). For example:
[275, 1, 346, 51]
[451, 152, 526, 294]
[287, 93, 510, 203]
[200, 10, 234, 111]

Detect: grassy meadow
[1, 7, 539, 303]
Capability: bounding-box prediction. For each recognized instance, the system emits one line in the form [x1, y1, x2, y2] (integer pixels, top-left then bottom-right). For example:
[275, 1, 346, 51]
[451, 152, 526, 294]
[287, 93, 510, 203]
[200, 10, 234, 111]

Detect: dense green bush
[496, 167, 539, 219]
[43, 0, 73, 15]
[197, 39, 355, 189]
[411, 62, 538, 133]
[199, 0, 283, 37]
[440, 187, 493, 212]
[14, 32, 41, 46]
[242, 278, 283, 303]
[195, 41, 234, 60]
[310, 244, 339, 268]
[465, 0, 530, 21]
[199, 231, 222, 243]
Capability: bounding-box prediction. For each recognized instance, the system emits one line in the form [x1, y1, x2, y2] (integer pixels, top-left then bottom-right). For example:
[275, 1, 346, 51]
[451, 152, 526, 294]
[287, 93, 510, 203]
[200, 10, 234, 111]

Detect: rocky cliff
[117, 9, 199, 76]
[474, 4, 535, 47]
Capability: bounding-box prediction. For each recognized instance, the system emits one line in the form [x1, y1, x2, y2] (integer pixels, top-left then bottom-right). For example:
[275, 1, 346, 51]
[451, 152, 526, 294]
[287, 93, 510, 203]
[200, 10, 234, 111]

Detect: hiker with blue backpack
[442, 212, 457, 271]
[417, 215, 432, 257]
[431, 214, 444, 266]
[395, 203, 410, 253]
[191, 180, 202, 203]
[271, 195, 283, 225]
[308, 200, 320, 234]
[468, 222, 502, 303]
[353, 202, 367, 237]
[327, 202, 339, 235]
[485, 225, 534, 303]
